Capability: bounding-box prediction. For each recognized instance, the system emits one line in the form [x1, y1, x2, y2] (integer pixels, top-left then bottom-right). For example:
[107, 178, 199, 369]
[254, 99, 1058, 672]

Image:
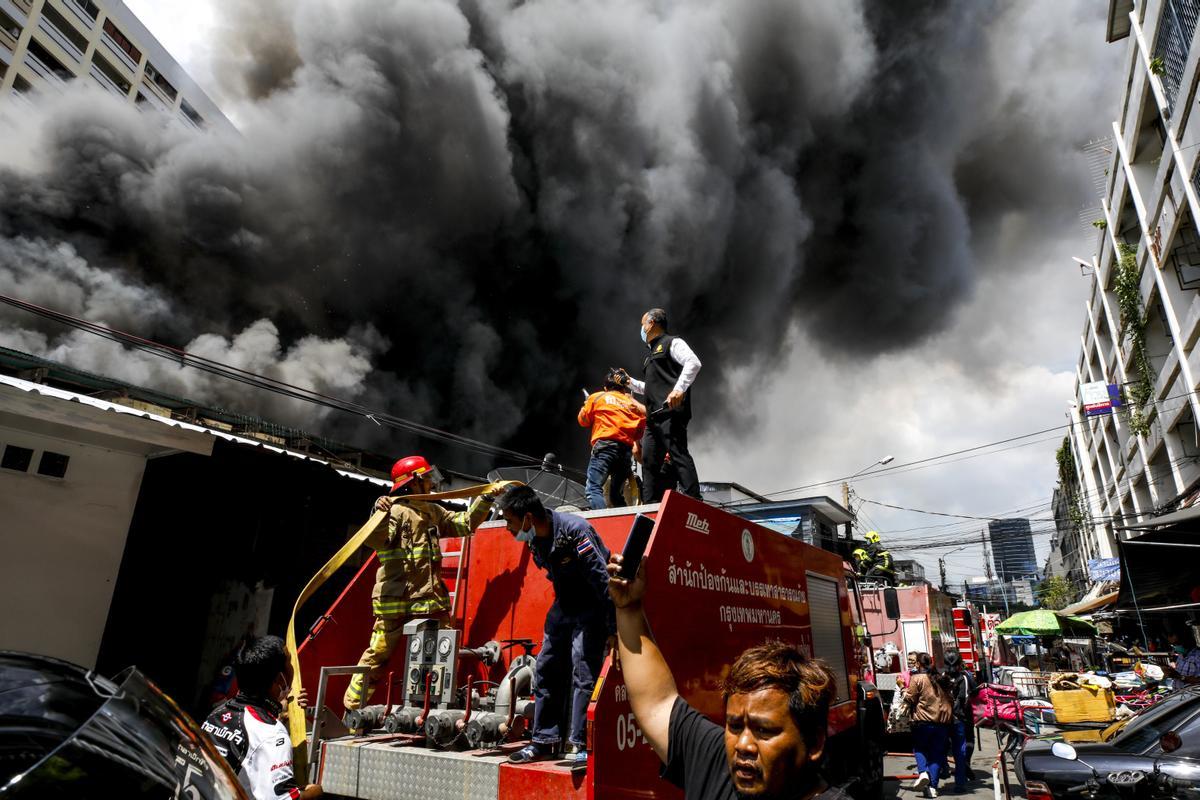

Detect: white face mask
[516, 526, 535, 543]
[640, 325, 648, 344]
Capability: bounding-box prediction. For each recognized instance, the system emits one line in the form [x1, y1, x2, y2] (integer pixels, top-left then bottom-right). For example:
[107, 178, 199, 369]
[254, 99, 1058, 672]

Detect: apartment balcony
[0, 28, 16, 62]
[101, 32, 137, 73]
[1153, 0, 1200, 118]
[61, 0, 97, 30]
[23, 51, 62, 83]
[141, 73, 172, 108]
[1156, 347, 1182, 400]
[88, 62, 125, 97]
[37, 15, 84, 63]
[10, 0, 30, 15]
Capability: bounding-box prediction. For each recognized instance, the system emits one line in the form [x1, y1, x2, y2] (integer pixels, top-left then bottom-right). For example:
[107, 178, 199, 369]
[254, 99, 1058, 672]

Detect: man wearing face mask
[615, 307, 702, 501]
[495, 485, 616, 766]
[202, 635, 323, 799]
[342, 455, 503, 710]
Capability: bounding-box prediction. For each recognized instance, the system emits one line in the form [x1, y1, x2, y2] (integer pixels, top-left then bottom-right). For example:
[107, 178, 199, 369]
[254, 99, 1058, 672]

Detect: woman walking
[904, 652, 953, 798]
[942, 652, 978, 792]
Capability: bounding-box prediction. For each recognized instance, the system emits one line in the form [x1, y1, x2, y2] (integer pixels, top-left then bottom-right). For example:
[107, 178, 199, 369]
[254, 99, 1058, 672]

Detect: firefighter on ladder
[852, 530, 894, 585]
[342, 455, 503, 710]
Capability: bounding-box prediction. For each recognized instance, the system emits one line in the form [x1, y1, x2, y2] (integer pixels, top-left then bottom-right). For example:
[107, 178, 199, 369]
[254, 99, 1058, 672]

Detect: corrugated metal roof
[0, 374, 389, 488]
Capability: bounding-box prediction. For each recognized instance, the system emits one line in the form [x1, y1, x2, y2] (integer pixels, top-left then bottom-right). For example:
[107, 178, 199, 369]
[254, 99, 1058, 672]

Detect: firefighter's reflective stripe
[377, 545, 440, 563]
[283, 480, 521, 775]
[372, 597, 450, 616]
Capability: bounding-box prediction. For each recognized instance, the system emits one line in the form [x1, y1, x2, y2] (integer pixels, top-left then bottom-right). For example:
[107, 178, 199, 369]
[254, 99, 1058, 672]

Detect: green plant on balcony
[1092, 219, 1107, 230]
[1056, 437, 1088, 529]
[1150, 56, 1167, 76]
[1113, 243, 1154, 436]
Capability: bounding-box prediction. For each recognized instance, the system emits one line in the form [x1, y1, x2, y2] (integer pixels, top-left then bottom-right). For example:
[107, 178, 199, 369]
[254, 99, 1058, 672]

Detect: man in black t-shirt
[606, 554, 850, 800]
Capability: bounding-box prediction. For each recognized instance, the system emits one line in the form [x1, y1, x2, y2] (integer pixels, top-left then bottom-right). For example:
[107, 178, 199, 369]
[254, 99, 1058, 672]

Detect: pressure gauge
[438, 638, 452, 657]
[424, 637, 435, 656]
[409, 638, 421, 656]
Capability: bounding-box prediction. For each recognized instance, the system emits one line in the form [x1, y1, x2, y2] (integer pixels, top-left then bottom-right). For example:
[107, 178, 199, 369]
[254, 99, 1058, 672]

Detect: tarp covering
[994, 609, 1096, 636]
[1117, 528, 1200, 611]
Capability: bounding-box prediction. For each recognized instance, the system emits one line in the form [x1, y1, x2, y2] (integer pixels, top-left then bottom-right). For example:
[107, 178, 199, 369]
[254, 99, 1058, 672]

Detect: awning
[1117, 529, 1200, 611]
[1061, 590, 1119, 616]
[1121, 504, 1200, 529]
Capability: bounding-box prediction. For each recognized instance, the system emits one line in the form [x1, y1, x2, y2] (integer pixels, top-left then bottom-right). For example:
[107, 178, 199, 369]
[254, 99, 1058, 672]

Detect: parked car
[1017, 687, 1200, 799]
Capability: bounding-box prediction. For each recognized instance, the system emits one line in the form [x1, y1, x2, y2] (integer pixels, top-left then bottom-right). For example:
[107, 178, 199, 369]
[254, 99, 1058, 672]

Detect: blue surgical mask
[640, 325, 648, 344]
[516, 527, 535, 544]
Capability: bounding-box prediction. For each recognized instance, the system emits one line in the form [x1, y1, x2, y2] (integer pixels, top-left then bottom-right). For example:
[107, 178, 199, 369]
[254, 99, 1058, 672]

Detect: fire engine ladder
[443, 535, 472, 623]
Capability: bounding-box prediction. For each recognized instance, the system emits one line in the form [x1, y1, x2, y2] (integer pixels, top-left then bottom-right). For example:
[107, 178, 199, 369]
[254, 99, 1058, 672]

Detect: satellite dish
[488, 453, 588, 510]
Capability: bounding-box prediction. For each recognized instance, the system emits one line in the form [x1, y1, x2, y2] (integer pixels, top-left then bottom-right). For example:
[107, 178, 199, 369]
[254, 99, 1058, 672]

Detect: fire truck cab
[298, 491, 886, 800]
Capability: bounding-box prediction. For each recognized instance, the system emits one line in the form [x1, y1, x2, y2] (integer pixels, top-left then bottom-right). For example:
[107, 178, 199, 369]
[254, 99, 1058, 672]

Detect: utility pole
[939, 557, 948, 593]
[982, 528, 1010, 617]
[842, 481, 853, 532]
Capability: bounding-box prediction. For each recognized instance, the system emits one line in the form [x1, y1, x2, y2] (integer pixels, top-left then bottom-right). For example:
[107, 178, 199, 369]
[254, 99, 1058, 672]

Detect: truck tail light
[1025, 780, 1054, 800]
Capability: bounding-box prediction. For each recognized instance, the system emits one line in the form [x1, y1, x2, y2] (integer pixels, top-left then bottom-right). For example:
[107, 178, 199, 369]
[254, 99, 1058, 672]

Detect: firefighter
[853, 531, 894, 585]
[342, 455, 502, 710]
[496, 485, 616, 766]
[578, 368, 647, 510]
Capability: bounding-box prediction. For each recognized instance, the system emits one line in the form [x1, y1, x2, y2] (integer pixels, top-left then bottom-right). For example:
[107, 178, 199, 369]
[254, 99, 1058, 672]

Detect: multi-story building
[892, 558, 928, 586]
[1066, 0, 1200, 577]
[0, 0, 229, 130]
[988, 518, 1039, 582]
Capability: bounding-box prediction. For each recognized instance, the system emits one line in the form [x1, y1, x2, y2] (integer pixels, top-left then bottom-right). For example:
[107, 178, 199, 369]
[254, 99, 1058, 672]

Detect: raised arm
[607, 553, 678, 762]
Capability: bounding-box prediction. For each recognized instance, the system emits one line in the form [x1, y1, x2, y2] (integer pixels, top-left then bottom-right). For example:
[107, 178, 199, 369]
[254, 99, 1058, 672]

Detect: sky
[28, 0, 1129, 587]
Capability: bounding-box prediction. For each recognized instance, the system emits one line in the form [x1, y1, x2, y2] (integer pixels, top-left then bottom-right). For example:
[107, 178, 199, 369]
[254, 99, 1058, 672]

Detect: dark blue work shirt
[530, 510, 616, 630]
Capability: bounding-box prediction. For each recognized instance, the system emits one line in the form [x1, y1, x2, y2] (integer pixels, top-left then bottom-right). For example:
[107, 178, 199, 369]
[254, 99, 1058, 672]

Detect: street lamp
[850, 455, 895, 478]
[843, 455, 895, 530]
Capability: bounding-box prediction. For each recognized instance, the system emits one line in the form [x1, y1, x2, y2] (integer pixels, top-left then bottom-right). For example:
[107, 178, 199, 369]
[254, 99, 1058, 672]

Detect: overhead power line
[0, 293, 579, 475]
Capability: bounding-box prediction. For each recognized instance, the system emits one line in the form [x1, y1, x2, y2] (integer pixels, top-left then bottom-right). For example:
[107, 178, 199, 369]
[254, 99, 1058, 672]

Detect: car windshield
[6, 665, 246, 799]
[1107, 690, 1200, 753]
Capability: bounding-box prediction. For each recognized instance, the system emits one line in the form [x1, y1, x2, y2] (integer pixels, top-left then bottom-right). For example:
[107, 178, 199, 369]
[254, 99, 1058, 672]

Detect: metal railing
[1154, 0, 1200, 117]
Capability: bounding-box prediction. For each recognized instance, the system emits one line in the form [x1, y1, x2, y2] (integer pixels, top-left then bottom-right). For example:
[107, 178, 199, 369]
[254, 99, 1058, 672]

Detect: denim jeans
[912, 722, 950, 788]
[949, 720, 972, 788]
[584, 440, 632, 510]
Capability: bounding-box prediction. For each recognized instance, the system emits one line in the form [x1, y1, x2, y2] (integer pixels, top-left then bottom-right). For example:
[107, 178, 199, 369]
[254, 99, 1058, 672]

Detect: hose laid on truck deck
[284, 480, 521, 776]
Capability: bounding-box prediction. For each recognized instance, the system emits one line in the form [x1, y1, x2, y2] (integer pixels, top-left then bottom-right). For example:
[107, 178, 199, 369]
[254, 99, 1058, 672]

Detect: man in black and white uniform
[202, 635, 323, 800]
[621, 307, 702, 501]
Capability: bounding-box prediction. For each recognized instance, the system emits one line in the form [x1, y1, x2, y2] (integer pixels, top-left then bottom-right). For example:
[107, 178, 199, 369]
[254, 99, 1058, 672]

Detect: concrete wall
[0, 422, 146, 667]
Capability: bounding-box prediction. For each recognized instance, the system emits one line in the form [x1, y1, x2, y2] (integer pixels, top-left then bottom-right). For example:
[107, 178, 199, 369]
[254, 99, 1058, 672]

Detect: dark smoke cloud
[0, 0, 1051, 472]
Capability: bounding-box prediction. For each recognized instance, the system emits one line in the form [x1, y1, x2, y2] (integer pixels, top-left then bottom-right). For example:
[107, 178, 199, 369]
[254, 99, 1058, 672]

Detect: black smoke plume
[0, 0, 1063, 473]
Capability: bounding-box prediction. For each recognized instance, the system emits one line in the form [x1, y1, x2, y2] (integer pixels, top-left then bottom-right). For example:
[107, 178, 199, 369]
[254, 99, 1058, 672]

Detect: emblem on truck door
[741, 529, 755, 562]
[684, 511, 710, 534]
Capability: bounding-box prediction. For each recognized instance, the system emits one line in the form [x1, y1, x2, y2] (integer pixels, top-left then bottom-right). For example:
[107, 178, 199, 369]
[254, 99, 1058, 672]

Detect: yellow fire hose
[285, 480, 520, 775]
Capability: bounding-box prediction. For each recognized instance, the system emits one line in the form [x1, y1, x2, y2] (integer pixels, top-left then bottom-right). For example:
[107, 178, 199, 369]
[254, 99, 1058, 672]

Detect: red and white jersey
[202, 694, 301, 800]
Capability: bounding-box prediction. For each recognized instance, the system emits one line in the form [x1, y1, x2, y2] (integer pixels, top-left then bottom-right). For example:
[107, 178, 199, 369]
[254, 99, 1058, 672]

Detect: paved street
[884, 740, 1017, 800]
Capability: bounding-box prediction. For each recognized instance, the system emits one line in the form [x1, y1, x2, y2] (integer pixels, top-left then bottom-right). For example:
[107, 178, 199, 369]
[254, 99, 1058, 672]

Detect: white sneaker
[910, 772, 929, 791]
[927, 788, 938, 799]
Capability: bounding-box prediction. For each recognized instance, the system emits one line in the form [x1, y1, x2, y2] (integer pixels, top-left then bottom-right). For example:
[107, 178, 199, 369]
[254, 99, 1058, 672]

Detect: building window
[143, 62, 177, 101]
[1, 445, 34, 472]
[102, 18, 141, 64]
[1170, 219, 1200, 290]
[37, 451, 69, 478]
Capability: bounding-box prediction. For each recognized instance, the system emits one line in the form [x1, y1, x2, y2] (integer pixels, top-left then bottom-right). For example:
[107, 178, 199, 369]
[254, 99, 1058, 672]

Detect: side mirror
[1050, 741, 1078, 761]
[883, 587, 901, 620]
[1161, 732, 1182, 754]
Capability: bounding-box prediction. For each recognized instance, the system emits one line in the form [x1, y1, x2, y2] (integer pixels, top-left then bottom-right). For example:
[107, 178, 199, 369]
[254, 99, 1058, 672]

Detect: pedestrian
[578, 368, 647, 509]
[201, 635, 323, 800]
[605, 552, 851, 800]
[617, 307, 702, 502]
[897, 651, 920, 690]
[904, 652, 953, 798]
[942, 652, 978, 793]
[1166, 627, 1200, 686]
[342, 455, 503, 710]
[496, 485, 615, 766]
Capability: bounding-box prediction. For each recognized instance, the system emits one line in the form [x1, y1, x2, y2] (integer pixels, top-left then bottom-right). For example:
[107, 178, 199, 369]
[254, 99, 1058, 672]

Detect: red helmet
[390, 455, 439, 494]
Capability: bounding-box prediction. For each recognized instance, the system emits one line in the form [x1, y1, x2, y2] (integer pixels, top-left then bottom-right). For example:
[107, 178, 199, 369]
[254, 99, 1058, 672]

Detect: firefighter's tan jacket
[362, 494, 495, 619]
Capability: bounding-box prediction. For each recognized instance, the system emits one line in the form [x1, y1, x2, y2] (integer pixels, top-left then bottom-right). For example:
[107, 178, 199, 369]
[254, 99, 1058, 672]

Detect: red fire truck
[296, 492, 887, 800]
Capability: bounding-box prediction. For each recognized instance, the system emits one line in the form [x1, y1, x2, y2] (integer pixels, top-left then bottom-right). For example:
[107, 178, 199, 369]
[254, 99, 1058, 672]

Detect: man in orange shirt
[578, 369, 647, 510]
